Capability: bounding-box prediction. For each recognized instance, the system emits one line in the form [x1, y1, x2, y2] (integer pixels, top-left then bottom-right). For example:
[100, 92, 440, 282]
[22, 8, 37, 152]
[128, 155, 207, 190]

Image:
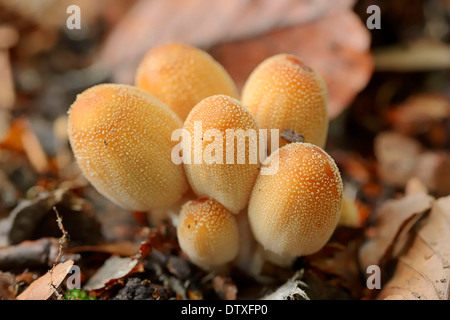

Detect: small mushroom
[177, 198, 239, 269]
[135, 42, 239, 120]
[241, 54, 328, 151]
[183, 95, 260, 214]
[248, 142, 343, 266]
[67, 83, 188, 212]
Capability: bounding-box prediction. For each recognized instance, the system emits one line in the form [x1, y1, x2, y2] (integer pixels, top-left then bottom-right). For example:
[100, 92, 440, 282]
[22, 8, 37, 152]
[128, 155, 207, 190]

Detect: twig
[49, 206, 70, 300]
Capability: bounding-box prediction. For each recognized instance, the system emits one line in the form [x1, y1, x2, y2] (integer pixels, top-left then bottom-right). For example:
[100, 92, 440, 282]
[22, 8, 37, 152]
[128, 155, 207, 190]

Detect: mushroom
[241, 54, 328, 151]
[135, 42, 239, 121]
[183, 95, 260, 214]
[248, 142, 343, 266]
[67, 83, 188, 212]
[177, 198, 239, 269]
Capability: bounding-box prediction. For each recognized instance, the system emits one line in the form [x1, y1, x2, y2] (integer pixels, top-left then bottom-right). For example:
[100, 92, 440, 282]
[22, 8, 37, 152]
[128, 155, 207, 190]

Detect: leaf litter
[0, 0, 449, 301]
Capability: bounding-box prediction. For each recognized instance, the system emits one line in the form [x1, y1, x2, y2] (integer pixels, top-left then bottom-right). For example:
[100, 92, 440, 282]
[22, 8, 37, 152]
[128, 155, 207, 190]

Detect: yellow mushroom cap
[241, 54, 328, 150]
[177, 198, 239, 268]
[135, 42, 239, 121]
[248, 142, 343, 261]
[183, 95, 260, 214]
[68, 83, 188, 211]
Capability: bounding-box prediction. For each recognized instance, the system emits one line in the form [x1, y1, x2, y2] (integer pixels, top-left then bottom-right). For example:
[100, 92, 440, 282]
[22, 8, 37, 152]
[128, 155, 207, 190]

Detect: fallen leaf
[83, 255, 141, 291]
[414, 151, 450, 196]
[416, 196, 450, 268]
[100, 0, 373, 119]
[358, 192, 434, 274]
[374, 131, 422, 187]
[0, 272, 16, 300]
[4, 187, 103, 246]
[378, 196, 450, 300]
[387, 94, 450, 144]
[101, 0, 356, 79]
[404, 177, 429, 196]
[0, 117, 49, 174]
[210, 9, 373, 119]
[16, 259, 74, 300]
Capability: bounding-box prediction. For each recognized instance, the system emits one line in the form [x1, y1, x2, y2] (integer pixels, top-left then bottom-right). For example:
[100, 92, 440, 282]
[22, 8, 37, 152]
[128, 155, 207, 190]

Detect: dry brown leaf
[4, 187, 102, 246]
[100, 0, 372, 119]
[0, 117, 49, 174]
[416, 196, 450, 268]
[374, 131, 422, 187]
[414, 152, 450, 197]
[0, 272, 16, 300]
[83, 255, 141, 291]
[101, 0, 356, 77]
[210, 9, 373, 119]
[378, 196, 450, 300]
[16, 259, 74, 300]
[359, 192, 434, 273]
[387, 94, 450, 142]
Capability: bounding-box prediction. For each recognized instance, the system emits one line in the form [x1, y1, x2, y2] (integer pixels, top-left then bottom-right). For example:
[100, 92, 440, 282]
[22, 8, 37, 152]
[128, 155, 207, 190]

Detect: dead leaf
[0, 272, 16, 300]
[386, 94, 450, 150]
[0, 117, 49, 174]
[100, 0, 372, 119]
[210, 9, 373, 119]
[4, 187, 103, 246]
[416, 196, 450, 268]
[359, 192, 434, 274]
[405, 177, 429, 196]
[83, 255, 141, 291]
[378, 196, 450, 300]
[101, 0, 357, 78]
[414, 151, 450, 196]
[374, 131, 422, 187]
[16, 259, 74, 300]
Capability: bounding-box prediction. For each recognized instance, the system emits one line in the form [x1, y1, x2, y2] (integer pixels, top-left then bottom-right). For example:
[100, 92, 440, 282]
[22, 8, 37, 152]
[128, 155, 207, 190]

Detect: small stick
[49, 206, 70, 299]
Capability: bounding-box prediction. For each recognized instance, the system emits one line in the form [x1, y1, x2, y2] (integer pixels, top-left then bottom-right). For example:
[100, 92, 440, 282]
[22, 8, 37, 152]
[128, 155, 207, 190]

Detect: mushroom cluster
[67, 43, 343, 272]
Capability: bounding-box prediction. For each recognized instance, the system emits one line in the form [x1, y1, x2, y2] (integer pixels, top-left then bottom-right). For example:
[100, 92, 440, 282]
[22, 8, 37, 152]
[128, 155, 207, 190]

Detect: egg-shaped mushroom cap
[183, 95, 260, 214]
[242, 54, 328, 150]
[135, 42, 239, 121]
[177, 198, 239, 268]
[248, 142, 343, 259]
[68, 83, 188, 211]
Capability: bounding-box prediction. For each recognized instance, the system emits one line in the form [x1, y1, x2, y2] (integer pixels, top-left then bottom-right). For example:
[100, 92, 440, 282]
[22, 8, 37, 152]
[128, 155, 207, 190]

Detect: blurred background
[0, 0, 450, 300]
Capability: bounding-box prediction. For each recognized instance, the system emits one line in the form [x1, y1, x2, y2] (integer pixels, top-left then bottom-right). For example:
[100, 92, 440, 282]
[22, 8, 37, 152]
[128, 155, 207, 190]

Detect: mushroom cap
[241, 54, 328, 149]
[183, 95, 260, 214]
[248, 142, 343, 259]
[177, 198, 239, 268]
[68, 83, 188, 211]
[135, 42, 239, 121]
